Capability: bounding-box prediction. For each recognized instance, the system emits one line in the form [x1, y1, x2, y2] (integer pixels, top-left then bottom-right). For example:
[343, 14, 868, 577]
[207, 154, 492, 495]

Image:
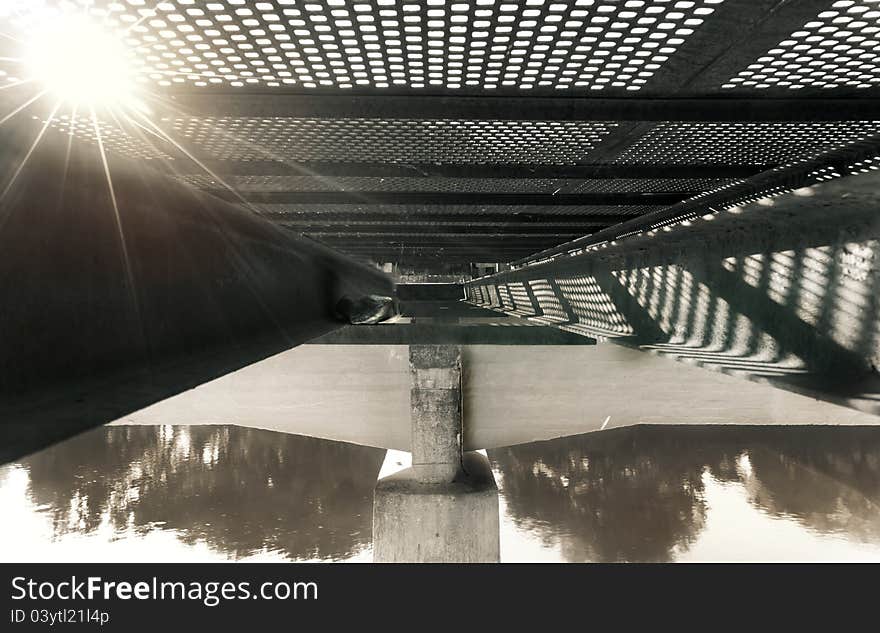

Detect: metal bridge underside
[3, 0, 880, 268]
[5, 1, 880, 459]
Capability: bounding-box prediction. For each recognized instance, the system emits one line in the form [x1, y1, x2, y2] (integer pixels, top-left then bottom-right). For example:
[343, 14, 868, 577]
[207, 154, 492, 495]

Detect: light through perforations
[616, 121, 880, 165]
[172, 174, 725, 193]
[247, 203, 660, 216]
[812, 154, 880, 180]
[169, 117, 617, 163]
[43, 113, 175, 161]
[9, 0, 724, 92]
[567, 177, 729, 192]
[723, 0, 880, 90]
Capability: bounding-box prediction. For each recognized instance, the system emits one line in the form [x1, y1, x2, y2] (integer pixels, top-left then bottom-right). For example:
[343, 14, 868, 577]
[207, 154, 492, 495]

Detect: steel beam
[319, 235, 572, 244]
[214, 191, 690, 206]
[163, 93, 880, 122]
[339, 246, 551, 255]
[283, 223, 612, 234]
[512, 137, 880, 266]
[309, 232, 584, 240]
[159, 160, 766, 180]
[262, 212, 644, 225]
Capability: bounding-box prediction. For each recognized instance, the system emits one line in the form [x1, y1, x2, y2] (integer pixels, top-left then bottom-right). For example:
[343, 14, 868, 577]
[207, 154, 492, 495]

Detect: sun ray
[128, 107, 260, 212]
[141, 94, 352, 196]
[0, 88, 45, 127]
[126, 106, 297, 344]
[90, 104, 145, 349]
[108, 107, 172, 146]
[0, 78, 34, 91]
[0, 97, 64, 240]
[122, 3, 162, 36]
[0, 97, 62, 204]
[120, 98, 312, 344]
[56, 101, 79, 199]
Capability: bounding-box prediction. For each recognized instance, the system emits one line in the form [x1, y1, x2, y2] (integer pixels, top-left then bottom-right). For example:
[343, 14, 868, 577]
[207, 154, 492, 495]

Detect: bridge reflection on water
[2, 425, 879, 562]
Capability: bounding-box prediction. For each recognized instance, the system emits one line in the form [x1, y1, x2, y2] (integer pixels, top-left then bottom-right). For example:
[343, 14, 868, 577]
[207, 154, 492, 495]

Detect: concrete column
[373, 452, 500, 563]
[410, 345, 462, 483]
[373, 344, 500, 562]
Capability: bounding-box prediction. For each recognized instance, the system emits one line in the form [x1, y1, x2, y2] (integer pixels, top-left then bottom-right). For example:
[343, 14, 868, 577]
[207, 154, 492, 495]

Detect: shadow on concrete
[466, 173, 880, 416]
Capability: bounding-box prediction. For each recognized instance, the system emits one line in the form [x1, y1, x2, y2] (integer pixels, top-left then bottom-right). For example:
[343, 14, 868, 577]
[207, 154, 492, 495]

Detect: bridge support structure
[0, 128, 391, 462]
[464, 170, 880, 417]
[373, 345, 500, 563]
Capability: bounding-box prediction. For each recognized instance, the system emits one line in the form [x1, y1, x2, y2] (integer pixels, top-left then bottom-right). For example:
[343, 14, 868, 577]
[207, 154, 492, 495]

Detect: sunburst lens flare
[23, 13, 143, 111]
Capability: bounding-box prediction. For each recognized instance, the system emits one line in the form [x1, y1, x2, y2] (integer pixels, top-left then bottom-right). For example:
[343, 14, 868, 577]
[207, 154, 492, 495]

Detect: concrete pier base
[373, 451, 500, 563]
[373, 344, 500, 562]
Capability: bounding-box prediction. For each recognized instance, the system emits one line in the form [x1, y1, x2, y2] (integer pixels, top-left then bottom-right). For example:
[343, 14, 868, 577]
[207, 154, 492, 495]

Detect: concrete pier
[373, 344, 500, 562]
[410, 345, 463, 483]
[373, 452, 500, 563]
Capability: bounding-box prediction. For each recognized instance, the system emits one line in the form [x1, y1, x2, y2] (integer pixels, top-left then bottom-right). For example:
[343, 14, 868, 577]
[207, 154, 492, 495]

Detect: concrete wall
[116, 343, 880, 451]
[465, 170, 880, 417]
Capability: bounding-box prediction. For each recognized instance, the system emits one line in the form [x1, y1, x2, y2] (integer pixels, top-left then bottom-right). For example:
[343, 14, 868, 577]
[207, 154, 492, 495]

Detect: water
[492, 426, 880, 562]
[2, 425, 879, 562]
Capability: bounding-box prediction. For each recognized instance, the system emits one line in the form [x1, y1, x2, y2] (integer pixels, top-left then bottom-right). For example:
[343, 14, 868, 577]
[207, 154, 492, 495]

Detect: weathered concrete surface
[410, 345, 462, 482]
[0, 123, 390, 462]
[373, 451, 499, 563]
[116, 344, 880, 451]
[465, 170, 880, 416]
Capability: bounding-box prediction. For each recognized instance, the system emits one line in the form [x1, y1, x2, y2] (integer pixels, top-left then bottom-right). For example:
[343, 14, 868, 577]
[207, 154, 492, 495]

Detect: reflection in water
[489, 426, 880, 562]
[0, 426, 384, 562]
[2, 424, 880, 562]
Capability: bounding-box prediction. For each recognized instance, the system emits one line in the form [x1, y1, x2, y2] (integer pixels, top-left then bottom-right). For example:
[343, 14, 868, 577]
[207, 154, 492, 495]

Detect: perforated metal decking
[3, 0, 880, 267]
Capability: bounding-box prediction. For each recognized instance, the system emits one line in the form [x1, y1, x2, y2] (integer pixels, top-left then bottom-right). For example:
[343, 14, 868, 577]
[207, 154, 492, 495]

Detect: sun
[23, 12, 142, 110]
